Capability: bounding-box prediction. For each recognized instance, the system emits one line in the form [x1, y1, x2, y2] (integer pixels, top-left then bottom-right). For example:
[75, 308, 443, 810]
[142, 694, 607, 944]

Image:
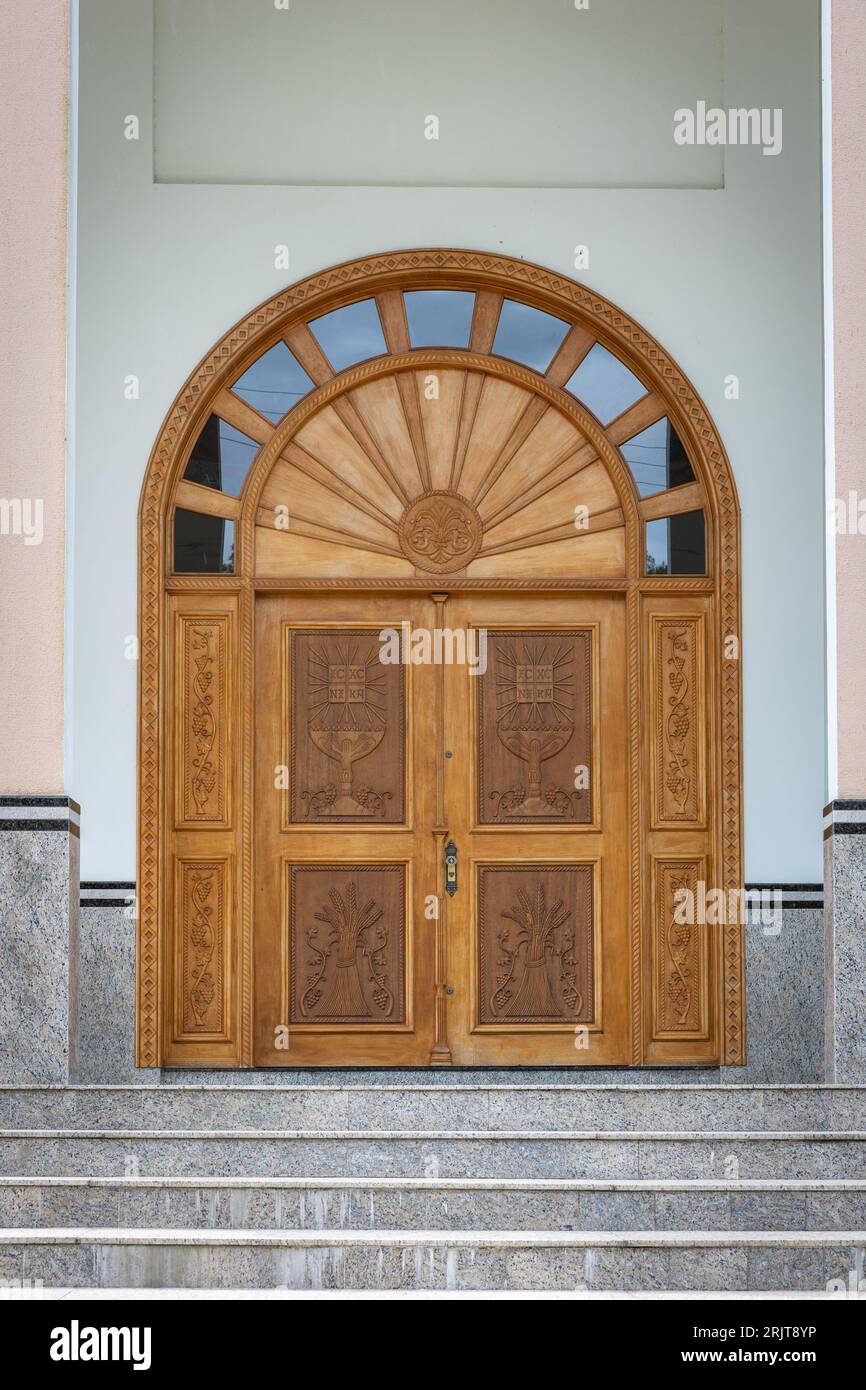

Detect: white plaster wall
[73, 0, 825, 881]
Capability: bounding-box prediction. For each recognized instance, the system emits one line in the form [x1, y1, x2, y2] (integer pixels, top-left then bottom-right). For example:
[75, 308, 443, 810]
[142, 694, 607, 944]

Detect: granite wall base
[824, 804, 866, 1082]
[0, 798, 80, 1083]
[74, 887, 826, 1085]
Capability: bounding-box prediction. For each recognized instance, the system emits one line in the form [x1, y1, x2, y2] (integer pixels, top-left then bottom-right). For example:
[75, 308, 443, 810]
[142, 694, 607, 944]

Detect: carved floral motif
[654, 859, 703, 1036]
[399, 491, 483, 571]
[180, 862, 224, 1034]
[665, 871, 693, 1026]
[189, 628, 218, 815]
[664, 628, 692, 814]
[653, 618, 702, 825]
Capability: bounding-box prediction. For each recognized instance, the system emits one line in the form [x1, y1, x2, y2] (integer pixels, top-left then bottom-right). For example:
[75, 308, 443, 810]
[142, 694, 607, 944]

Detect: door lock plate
[444, 840, 458, 896]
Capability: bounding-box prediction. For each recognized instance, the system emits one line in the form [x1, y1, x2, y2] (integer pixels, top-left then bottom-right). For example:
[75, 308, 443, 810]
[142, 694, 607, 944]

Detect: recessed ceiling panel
[154, 0, 724, 188]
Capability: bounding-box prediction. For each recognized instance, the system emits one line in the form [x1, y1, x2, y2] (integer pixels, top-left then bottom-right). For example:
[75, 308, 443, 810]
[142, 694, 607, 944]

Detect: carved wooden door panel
[253, 593, 438, 1064]
[443, 593, 631, 1064]
[143, 255, 744, 1070]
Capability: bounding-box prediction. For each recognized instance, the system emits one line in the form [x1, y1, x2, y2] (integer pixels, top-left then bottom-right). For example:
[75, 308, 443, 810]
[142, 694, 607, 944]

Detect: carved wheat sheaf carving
[302, 882, 392, 1020]
[290, 865, 406, 1025]
[478, 865, 593, 1026]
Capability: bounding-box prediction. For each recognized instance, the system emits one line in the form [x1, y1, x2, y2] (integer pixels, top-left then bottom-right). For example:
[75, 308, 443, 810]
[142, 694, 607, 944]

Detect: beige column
[0, 0, 78, 1084]
[0, 0, 69, 790]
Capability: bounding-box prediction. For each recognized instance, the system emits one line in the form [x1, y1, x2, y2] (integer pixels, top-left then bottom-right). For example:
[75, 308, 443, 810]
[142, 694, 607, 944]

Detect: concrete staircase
[1, 1081, 865, 1292]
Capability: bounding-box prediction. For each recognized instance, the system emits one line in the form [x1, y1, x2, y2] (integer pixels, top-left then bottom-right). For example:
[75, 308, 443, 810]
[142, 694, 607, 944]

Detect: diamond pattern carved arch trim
[138, 249, 743, 1068]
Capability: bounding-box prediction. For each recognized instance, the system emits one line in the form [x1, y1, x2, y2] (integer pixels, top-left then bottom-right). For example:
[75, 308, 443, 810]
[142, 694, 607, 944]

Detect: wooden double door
[253, 589, 629, 1065]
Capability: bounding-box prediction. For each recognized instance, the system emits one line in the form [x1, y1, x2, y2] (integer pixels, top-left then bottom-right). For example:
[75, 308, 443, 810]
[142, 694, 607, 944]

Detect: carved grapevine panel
[652, 615, 704, 826]
[177, 615, 230, 826]
[289, 628, 406, 823]
[289, 865, 406, 1025]
[652, 857, 707, 1037]
[477, 864, 594, 1026]
[477, 630, 592, 824]
[177, 858, 228, 1037]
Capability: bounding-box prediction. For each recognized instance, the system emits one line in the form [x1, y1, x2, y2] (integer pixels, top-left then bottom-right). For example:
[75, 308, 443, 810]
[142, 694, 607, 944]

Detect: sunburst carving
[253, 367, 625, 580]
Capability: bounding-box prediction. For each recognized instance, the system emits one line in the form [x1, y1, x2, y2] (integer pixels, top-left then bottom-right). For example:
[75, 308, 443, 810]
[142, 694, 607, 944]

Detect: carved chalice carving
[309, 726, 384, 814]
[303, 640, 390, 818]
[491, 638, 577, 819]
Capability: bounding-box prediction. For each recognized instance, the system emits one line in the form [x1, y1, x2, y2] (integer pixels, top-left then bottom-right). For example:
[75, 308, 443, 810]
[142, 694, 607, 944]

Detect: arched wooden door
[138, 250, 743, 1069]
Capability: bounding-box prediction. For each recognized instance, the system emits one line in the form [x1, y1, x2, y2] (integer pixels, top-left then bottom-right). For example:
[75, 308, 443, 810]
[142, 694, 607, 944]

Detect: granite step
[158, 1069, 728, 1086]
[3, 1129, 866, 1179]
[3, 1227, 865, 1291]
[2, 1085, 863, 1132]
[2, 1177, 865, 1232]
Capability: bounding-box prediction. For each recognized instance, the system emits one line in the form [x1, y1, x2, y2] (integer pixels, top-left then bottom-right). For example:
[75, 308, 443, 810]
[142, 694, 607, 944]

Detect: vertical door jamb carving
[430, 591, 452, 1065]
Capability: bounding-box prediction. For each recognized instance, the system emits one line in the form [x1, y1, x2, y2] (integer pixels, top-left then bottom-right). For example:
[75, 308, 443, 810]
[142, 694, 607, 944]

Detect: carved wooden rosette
[288, 865, 406, 1025]
[398, 492, 483, 572]
[477, 864, 594, 1027]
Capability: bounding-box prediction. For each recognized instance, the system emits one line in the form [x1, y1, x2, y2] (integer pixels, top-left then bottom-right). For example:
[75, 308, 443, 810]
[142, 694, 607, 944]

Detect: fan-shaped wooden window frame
[137, 248, 742, 1067]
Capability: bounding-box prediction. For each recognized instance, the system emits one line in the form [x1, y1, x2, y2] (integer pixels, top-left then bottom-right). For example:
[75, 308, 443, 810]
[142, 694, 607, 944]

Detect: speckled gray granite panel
[825, 833, 866, 1082]
[78, 907, 137, 1083]
[3, 1132, 866, 1179]
[10, 1236, 862, 1291]
[727, 907, 824, 1084]
[4, 1083, 859, 1132]
[68, 904, 824, 1085]
[1, 1179, 864, 1232]
[0, 829, 78, 1083]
